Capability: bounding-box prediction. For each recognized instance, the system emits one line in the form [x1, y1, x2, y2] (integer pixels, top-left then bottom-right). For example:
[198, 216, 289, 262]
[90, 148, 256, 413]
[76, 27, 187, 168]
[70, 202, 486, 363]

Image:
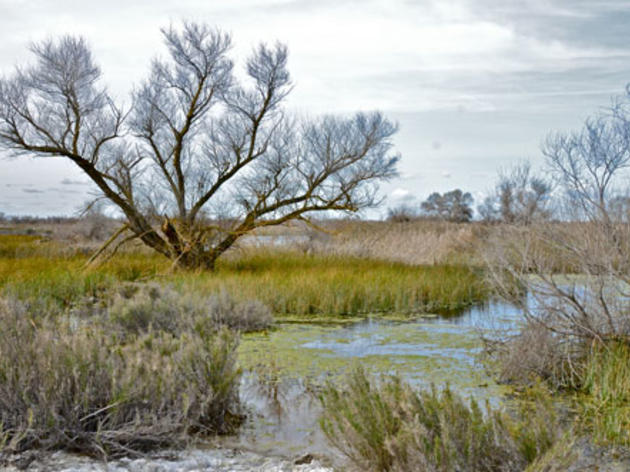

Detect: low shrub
[484, 321, 581, 390]
[485, 320, 630, 448]
[204, 291, 273, 332]
[320, 367, 560, 472]
[108, 283, 273, 334]
[0, 296, 242, 458]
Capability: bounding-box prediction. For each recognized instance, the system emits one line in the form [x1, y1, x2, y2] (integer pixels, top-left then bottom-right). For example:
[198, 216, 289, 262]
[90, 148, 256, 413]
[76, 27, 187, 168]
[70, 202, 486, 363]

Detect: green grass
[0, 236, 489, 317]
[577, 342, 630, 446]
[320, 367, 561, 472]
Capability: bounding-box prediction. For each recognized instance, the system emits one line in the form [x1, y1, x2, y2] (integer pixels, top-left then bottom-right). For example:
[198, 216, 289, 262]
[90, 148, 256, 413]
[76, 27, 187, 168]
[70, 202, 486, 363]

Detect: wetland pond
[15, 299, 525, 472]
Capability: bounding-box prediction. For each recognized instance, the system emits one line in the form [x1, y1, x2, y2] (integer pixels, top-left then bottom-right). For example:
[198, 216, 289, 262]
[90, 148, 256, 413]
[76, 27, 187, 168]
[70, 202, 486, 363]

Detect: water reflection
[230, 298, 526, 461]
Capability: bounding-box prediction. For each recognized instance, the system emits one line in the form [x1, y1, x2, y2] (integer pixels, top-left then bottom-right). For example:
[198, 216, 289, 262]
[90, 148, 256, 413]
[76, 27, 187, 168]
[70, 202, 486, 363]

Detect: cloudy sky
[1, 0, 630, 216]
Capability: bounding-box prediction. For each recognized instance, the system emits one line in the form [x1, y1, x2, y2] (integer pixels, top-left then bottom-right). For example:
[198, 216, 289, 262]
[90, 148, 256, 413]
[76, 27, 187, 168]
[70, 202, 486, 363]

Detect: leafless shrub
[484, 320, 582, 389]
[484, 96, 630, 387]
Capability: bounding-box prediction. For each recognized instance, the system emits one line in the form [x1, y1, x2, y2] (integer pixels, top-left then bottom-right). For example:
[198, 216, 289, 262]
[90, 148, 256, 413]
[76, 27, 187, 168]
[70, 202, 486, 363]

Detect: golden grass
[308, 219, 489, 266]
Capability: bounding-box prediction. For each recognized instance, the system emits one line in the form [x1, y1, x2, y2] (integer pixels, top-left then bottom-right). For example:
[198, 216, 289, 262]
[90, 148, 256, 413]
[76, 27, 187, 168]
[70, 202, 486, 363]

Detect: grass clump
[487, 318, 630, 448]
[108, 283, 273, 334]
[197, 251, 488, 316]
[578, 342, 630, 446]
[320, 367, 560, 472]
[0, 294, 243, 458]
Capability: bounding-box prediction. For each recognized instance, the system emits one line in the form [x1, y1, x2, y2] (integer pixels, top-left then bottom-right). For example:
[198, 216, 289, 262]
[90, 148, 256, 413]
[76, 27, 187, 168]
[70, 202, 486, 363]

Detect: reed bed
[307, 219, 488, 266]
[0, 235, 489, 317]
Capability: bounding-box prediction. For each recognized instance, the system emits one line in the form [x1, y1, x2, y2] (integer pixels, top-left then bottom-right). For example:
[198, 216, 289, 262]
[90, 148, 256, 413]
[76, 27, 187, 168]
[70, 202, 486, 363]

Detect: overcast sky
[1, 0, 630, 217]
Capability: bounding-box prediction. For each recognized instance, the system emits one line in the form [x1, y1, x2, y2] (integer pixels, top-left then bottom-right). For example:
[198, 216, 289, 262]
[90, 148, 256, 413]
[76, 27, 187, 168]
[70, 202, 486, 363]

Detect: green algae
[238, 318, 511, 402]
[274, 312, 452, 325]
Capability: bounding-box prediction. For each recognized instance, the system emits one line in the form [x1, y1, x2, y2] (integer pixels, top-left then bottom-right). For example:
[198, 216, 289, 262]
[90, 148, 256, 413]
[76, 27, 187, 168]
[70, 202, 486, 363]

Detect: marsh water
[230, 299, 523, 463]
[14, 299, 525, 471]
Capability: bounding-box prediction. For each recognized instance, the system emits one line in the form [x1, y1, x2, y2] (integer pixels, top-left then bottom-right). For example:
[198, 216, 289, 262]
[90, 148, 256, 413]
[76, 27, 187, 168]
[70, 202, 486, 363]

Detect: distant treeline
[0, 214, 81, 224]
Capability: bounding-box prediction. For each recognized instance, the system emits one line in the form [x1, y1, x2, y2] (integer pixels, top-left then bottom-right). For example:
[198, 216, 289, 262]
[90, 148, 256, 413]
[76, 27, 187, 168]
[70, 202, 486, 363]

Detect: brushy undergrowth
[487, 324, 630, 451]
[320, 368, 561, 472]
[0, 292, 243, 458]
[0, 235, 489, 317]
[108, 283, 273, 334]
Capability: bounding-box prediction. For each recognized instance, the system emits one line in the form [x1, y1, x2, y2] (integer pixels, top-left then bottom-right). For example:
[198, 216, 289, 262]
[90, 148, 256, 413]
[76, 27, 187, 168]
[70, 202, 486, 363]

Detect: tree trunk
[174, 245, 219, 271]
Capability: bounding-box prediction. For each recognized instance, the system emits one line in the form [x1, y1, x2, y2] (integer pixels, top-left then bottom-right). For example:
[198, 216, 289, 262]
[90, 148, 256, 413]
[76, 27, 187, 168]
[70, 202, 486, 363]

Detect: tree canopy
[0, 23, 399, 269]
[420, 189, 474, 222]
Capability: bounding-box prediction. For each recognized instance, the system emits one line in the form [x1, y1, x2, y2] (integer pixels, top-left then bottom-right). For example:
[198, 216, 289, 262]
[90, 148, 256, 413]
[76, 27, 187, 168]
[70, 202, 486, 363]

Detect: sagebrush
[0, 295, 242, 458]
[320, 367, 561, 472]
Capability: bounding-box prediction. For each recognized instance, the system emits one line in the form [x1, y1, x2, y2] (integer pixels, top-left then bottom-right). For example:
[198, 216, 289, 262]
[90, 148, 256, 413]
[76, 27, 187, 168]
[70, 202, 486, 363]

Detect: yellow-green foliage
[0, 236, 488, 317]
[578, 342, 630, 446]
[320, 368, 561, 472]
[190, 250, 487, 316]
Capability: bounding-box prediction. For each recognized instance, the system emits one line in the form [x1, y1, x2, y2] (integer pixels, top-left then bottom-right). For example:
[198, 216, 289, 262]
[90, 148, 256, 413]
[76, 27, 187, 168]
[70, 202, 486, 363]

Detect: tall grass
[309, 219, 488, 266]
[578, 342, 630, 446]
[0, 236, 488, 317]
[320, 367, 560, 472]
[192, 251, 487, 315]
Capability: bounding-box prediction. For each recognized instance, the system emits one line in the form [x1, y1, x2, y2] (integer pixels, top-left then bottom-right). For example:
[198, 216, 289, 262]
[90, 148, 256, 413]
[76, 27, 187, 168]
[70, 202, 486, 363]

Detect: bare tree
[0, 23, 399, 269]
[485, 100, 630, 385]
[386, 204, 418, 223]
[477, 195, 499, 223]
[543, 104, 630, 225]
[479, 161, 552, 224]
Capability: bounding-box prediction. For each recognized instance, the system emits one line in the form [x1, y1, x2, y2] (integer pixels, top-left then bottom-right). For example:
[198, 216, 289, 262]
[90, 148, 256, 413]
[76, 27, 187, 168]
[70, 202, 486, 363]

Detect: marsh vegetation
[1, 19, 630, 472]
[1, 215, 628, 471]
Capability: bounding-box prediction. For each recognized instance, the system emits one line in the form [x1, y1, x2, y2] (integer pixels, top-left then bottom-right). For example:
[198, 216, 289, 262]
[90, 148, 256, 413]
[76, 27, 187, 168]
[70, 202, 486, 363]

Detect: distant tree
[386, 204, 417, 223]
[609, 195, 630, 223]
[420, 189, 474, 222]
[479, 162, 552, 224]
[477, 195, 499, 222]
[0, 23, 399, 269]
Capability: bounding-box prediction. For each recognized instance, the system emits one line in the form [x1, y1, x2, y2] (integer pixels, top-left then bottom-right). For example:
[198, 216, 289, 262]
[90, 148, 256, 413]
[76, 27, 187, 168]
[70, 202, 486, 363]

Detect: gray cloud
[60, 178, 90, 186]
[0, 0, 629, 215]
[390, 188, 417, 202]
[49, 187, 82, 194]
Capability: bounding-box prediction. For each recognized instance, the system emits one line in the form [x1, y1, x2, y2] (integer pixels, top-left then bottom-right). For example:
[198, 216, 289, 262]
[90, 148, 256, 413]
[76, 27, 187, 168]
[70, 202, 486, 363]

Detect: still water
[11, 300, 525, 471]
